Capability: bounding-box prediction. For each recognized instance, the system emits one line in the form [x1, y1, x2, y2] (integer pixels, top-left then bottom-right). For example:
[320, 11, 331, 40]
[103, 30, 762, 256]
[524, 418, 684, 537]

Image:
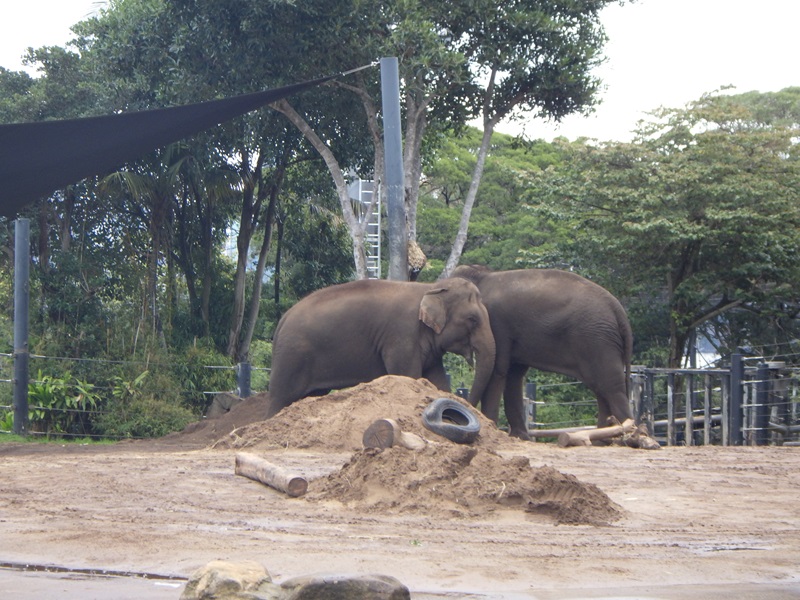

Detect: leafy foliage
[26, 371, 101, 437]
[93, 396, 196, 439]
[525, 90, 800, 366]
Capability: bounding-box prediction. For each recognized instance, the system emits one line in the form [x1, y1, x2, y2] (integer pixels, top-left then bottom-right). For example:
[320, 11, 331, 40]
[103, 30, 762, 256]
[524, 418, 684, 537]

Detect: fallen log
[529, 425, 595, 438]
[362, 418, 427, 451]
[235, 452, 308, 497]
[558, 419, 637, 448]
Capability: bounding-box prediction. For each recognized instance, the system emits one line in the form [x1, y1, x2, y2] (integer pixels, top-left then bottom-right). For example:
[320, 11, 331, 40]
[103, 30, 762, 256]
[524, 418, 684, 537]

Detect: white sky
[1, 0, 798, 142]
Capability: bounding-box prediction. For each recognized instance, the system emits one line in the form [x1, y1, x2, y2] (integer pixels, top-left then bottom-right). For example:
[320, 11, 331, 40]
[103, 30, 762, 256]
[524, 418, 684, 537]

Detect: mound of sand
[174, 375, 623, 525]
[210, 376, 514, 452]
[312, 445, 622, 525]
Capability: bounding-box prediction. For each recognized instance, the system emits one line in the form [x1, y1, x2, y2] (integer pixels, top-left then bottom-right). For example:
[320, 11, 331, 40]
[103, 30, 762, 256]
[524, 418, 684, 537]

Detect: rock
[280, 573, 410, 600]
[206, 393, 243, 419]
[180, 562, 410, 600]
[180, 560, 280, 600]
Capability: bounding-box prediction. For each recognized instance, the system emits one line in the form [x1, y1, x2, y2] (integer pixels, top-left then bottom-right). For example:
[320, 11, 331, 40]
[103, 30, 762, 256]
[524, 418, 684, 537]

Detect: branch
[688, 298, 745, 331]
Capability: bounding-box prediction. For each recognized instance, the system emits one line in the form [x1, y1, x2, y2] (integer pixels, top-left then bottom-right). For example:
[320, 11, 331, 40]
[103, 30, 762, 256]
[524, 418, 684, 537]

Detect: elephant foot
[508, 428, 532, 442]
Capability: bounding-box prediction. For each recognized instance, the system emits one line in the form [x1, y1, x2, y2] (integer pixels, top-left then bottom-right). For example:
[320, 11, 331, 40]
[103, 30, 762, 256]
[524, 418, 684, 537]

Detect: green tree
[527, 89, 800, 367]
[417, 128, 565, 276]
[434, 0, 620, 277]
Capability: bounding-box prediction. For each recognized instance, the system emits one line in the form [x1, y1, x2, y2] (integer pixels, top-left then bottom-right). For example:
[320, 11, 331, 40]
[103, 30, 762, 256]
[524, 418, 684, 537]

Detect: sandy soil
[1, 375, 799, 599]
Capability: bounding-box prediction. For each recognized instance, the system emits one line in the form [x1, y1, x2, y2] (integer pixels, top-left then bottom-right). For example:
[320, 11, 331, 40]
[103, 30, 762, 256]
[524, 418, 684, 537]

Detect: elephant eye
[466, 314, 480, 328]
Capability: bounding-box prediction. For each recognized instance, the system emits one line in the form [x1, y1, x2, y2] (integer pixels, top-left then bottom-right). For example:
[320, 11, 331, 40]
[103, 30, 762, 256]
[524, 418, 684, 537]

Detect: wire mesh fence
[3, 350, 800, 446]
[0, 352, 269, 441]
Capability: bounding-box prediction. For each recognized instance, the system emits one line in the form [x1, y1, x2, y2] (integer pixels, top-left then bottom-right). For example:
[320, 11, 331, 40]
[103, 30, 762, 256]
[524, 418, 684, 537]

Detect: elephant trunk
[467, 317, 496, 408]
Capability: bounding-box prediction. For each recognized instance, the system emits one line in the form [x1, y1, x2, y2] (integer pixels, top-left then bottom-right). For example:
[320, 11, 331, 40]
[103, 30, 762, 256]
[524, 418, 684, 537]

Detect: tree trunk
[440, 68, 504, 279]
[226, 149, 264, 359]
[270, 99, 368, 279]
[237, 166, 283, 361]
[440, 122, 497, 279]
[173, 188, 201, 327]
[200, 197, 214, 337]
[403, 89, 430, 243]
[273, 217, 284, 322]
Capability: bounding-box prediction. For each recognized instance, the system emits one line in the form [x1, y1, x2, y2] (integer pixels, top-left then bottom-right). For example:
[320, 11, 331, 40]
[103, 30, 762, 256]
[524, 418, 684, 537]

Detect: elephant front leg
[478, 372, 505, 423]
[503, 363, 531, 441]
[422, 361, 451, 392]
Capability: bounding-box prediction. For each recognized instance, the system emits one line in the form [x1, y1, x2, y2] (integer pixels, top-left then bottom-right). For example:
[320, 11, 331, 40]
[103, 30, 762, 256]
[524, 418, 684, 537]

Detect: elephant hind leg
[503, 363, 530, 441]
[595, 390, 634, 428]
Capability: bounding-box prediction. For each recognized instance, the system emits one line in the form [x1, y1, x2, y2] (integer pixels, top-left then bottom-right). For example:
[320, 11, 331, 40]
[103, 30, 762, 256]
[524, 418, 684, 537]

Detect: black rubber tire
[421, 398, 481, 444]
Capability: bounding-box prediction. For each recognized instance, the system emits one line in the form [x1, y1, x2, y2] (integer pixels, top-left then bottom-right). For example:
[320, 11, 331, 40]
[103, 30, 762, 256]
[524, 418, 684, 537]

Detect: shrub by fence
[0, 352, 268, 440]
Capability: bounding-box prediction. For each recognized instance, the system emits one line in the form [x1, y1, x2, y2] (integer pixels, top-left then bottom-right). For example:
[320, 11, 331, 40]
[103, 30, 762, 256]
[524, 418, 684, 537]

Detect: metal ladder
[348, 179, 381, 279]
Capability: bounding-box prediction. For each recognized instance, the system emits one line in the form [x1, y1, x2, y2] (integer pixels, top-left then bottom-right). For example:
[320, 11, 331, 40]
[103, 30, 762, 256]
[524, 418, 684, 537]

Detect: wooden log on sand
[557, 419, 637, 448]
[235, 453, 308, 497]
[529, 425, 595, 438]
[362, 418, 427, 451]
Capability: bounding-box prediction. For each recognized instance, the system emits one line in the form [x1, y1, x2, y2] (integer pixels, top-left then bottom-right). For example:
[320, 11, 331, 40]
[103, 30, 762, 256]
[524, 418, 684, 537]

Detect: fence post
[667, 372, 676, 446]
[703, 374, 712, 445]
[754, 363, 770, 446]
[642, 371, 655, 437]
[13, 218, 30, 436]
[729, 353, 744, 445]
[525, 382, 537, 434]
[237, 362, 251, 398]
[684, 373, 694, 446]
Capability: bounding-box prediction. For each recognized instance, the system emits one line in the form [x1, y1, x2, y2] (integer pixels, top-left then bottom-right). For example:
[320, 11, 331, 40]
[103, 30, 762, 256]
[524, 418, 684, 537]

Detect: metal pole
[380, 57, 407, 281]
[754, 363, 770, 446]
[729, 353, 744, 445]
[703, 374, 712, 445]
[643, 371, 655, 437]
[237, 362, 251, 398]
[667, 372, 675, 446]
[525, 382, 537, 436]
[684, 373, 694, 446]
[13, 218, 30, 436]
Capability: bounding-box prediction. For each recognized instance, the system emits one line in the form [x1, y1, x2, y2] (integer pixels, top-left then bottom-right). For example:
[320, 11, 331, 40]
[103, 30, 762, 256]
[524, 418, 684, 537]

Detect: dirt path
[1, 377, 799, 599]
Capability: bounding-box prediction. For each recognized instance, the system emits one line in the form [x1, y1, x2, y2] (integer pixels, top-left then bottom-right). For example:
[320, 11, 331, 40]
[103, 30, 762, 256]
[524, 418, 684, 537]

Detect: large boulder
[205, 393, 243, 419]
[180, 561, 410, 600]
[180, 560, 279, 600]
[280, 573, 410, 600]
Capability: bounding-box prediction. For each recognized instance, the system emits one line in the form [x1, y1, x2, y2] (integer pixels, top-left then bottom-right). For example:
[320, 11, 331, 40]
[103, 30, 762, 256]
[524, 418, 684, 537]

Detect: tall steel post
[13, 218, 30, 435]
[728, 353, 744, 445]
[380, 57, 407, 281]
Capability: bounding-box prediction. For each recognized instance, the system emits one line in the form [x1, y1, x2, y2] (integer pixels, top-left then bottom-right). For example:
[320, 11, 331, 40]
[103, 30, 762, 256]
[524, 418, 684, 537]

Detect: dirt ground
[1, 375, 799, 599]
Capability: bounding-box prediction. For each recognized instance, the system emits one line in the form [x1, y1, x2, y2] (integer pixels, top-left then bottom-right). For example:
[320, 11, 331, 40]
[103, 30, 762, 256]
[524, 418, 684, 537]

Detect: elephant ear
[419, 288, 448, 334]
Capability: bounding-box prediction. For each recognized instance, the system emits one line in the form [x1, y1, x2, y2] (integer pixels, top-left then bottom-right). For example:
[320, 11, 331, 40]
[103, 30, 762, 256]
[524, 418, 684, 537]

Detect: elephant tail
[614, 300, 634, 399]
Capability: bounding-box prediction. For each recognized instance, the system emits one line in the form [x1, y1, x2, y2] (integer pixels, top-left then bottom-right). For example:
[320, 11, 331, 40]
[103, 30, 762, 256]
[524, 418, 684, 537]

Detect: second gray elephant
[266, 278, 496, 418]
[453, 265, 634, 440]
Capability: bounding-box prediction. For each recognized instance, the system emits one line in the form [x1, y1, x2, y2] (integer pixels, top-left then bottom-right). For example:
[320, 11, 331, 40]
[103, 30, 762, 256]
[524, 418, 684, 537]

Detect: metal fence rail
[525, 354, 799, 447]
[4, 349, 799, 446]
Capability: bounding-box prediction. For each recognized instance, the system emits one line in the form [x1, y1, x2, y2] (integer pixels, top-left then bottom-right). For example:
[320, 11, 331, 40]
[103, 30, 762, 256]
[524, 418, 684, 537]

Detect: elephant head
[418, 278, 496, 403]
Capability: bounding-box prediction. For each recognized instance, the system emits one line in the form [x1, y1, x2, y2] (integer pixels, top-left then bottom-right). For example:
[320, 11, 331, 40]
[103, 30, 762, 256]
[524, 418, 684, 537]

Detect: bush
[93, 396, 196, 439]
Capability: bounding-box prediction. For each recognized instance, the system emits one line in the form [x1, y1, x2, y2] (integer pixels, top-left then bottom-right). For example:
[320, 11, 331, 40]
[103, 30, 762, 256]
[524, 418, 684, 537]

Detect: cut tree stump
[362, 418, 427, 451]
[557, 419, 637, 448]
[235, 452, 308, 497]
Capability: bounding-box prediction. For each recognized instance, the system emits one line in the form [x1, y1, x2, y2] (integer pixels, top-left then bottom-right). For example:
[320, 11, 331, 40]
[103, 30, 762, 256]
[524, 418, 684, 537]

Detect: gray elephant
[453, 265, 633, 440]
[266, 277, 496, 418]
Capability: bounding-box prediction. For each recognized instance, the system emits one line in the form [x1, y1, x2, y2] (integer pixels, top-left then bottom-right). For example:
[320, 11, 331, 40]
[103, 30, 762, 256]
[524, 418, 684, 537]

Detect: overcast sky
[1, 0, 797, 142]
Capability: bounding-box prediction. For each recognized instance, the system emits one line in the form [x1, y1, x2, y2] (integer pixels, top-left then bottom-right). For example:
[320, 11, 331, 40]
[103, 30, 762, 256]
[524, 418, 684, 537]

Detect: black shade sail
[0, 74, 338, 218]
